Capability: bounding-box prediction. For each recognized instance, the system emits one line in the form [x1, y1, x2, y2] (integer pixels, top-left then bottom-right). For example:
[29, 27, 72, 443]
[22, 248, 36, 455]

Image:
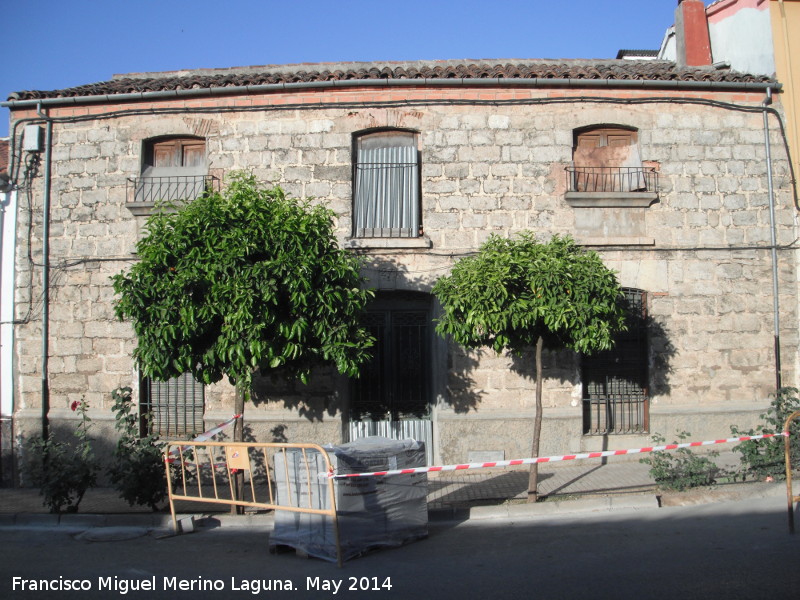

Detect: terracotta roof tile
[8, 60, 775, 101]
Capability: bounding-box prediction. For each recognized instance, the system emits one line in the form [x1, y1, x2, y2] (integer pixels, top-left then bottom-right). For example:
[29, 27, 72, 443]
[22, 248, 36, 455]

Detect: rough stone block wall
[8, 85, 798, 468]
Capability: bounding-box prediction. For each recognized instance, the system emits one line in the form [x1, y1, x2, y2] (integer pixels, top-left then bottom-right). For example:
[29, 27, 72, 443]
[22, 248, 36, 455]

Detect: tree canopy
[432, 232, 627, 356]
[432, 232, 627, 501]
[112, 172, 374, 390]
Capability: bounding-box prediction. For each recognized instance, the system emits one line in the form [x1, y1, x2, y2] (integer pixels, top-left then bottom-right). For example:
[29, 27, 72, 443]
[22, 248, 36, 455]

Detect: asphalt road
[2, 494, 799, 600]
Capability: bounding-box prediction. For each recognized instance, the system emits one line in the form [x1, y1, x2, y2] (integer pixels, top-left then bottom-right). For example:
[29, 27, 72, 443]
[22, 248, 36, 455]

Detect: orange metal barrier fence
[163, 441, 343, 566]
[785, 411, 800, 534]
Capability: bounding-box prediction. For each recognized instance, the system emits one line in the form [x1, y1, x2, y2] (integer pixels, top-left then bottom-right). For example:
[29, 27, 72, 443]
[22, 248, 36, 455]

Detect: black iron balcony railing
[566, 166, 658, 193]
[126, 175, 220, 206]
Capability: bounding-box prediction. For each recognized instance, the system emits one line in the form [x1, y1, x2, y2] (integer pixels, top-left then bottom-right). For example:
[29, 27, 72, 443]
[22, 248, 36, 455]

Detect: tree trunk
[231, 385, 245, 515]
[527, 335, 544, 503]
[233, 385, 245, 443]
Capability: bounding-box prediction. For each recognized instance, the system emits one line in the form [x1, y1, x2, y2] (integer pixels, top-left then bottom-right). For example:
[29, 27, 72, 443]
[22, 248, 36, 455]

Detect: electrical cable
[5, 94, 798, 208]
[4, 90, 800, 327]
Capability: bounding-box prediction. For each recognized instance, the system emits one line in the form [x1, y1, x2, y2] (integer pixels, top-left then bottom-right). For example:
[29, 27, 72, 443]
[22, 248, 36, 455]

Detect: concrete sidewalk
[429, 456, 658, 510]
[1, 449, 789, 527]
[0, 457, 657, 516]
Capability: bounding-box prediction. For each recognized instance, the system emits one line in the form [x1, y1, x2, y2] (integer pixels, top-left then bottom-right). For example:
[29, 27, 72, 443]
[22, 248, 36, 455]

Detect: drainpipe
[763, 88, 782, 390]
[36, 104, 53, 439]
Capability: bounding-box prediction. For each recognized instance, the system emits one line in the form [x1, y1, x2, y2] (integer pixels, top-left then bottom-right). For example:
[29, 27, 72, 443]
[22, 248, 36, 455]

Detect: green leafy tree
[112, 172, 374, 442]
[432, 233, 627, 501]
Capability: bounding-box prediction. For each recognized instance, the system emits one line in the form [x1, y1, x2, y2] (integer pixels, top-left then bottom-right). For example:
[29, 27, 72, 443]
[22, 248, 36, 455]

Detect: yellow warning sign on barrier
[225, 446, 251, 471]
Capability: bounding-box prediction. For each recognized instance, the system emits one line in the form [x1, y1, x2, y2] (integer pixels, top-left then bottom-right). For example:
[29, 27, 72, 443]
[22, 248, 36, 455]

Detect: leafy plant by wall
[640, 431, 723, 491]
[731, 387, 800, 481]
[107, 387, 167, 511]
[25, 399, 99, 513]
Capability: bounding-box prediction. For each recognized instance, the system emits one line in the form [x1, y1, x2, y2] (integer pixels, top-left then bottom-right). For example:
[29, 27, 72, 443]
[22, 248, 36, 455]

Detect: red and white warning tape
[328, 432, 789, 479]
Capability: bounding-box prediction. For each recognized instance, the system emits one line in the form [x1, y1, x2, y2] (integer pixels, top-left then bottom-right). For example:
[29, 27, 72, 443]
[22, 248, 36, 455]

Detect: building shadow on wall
[504, 314, 676, 410]
[466, 315, 677, 496]
[507, 346, 579, 389]
[249, 366, 342, 422]
[647, 317, 676, 399]
[247, 255, 437, 423]
[444, 346, 482, 414]
[358, 254, 443, 293]
[245, 260, 676, 444]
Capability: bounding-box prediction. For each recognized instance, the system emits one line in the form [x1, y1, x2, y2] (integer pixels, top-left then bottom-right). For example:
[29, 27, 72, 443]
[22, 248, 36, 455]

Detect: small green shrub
[640, 431, 722, 491]
[107, 387, 167, 511]
[731, 387, 800, 481]
[25, 399, 99, 513]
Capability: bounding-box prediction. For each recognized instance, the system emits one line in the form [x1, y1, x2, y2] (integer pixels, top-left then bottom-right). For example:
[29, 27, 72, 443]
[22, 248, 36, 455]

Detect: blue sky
[1, 0, 684, 138]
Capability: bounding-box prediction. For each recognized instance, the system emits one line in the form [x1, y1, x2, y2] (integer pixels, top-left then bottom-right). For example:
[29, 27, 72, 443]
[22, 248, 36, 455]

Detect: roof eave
[2, 77, 782, 109]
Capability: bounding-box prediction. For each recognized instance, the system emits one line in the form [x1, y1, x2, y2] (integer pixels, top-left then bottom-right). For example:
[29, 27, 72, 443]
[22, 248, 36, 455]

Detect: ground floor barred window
[140, 372, 204, 437]
[582, 288, 649, 435]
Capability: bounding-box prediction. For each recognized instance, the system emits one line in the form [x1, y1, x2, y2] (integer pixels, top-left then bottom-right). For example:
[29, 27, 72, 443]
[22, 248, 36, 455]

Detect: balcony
[564, 166, 659, 246]
[566, 166, 658, 193]
[564, 166, 658, 209]
[126, 175, 220, 216]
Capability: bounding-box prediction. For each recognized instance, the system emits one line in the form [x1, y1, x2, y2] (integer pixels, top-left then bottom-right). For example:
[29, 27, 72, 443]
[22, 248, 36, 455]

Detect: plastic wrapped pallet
[269, 436, 428, 562]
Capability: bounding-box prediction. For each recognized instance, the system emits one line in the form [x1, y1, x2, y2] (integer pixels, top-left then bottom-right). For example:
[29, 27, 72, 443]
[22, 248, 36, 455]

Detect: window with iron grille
[140, 372, 205, 438]
[568, 126, 655, 193]
[581, 288, 649, 435]
[128, 136, 212, 210]
[353, 130, 421, 238]
[145, 137, 206, 171]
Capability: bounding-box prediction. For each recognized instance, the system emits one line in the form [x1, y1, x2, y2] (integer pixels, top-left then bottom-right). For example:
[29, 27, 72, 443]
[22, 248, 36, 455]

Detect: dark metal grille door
[582, 289, 649, 435]
[350, 310, 431, 421]
[352, 312, 388, 421]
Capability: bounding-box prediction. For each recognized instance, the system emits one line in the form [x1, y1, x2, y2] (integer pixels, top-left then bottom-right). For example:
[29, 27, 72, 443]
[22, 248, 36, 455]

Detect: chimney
[675, 0, 712, 67]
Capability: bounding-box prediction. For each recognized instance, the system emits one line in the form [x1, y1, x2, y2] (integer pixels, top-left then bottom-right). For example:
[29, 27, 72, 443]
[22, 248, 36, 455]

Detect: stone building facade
[1, 58, 797, 478]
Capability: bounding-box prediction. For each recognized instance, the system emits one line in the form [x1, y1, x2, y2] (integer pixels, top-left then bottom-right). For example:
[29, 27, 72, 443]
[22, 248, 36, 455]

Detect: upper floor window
[567, 126, 656, 194]
[143, 137, 206, 175]
[564, 125, 658, 245]
[353, 130, 421, 238]
[127, 136, 217, 215]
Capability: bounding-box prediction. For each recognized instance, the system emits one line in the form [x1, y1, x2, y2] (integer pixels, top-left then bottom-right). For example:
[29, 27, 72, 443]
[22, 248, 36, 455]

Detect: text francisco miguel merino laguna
[12, 575, 395, 594]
